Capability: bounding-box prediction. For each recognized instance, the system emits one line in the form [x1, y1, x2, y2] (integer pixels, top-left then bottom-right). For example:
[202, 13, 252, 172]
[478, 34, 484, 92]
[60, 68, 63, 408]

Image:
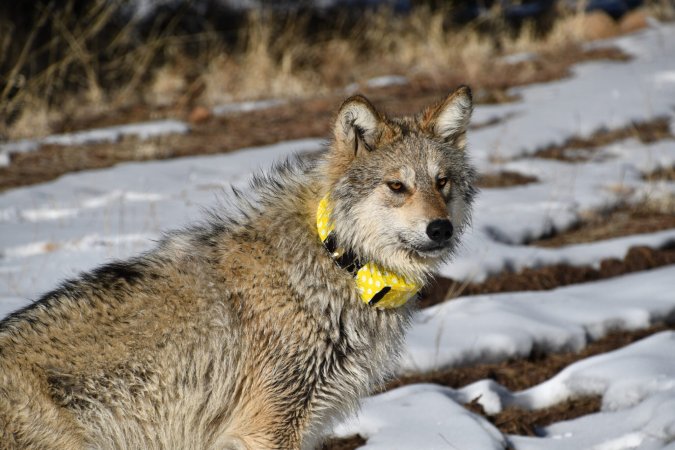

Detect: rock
[189, 106, 212, 124]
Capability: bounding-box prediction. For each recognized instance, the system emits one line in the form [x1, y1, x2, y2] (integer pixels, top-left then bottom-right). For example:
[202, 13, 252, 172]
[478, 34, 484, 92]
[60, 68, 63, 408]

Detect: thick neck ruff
[316, 194, 421, 309]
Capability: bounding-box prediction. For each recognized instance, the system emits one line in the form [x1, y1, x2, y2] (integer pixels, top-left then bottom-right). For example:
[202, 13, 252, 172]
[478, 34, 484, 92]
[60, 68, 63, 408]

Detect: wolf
[0, 87, 476, 449]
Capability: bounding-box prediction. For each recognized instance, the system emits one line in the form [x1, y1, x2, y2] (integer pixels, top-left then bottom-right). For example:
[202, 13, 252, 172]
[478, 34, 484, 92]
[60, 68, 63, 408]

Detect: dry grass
[645, 0, 675, 21]
[0, 2, 668, 141]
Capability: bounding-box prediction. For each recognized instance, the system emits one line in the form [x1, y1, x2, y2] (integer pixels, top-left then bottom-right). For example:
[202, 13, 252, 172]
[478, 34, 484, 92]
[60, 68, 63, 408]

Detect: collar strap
[316, 194, 421, 309]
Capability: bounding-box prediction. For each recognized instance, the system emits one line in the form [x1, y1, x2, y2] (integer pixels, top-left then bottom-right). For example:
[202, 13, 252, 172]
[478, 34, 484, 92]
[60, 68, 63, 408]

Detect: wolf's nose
[426, 219, 453, 243]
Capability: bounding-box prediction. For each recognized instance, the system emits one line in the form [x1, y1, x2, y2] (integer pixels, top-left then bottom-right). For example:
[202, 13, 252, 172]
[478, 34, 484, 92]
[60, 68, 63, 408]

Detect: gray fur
[0, 89, 476, 449]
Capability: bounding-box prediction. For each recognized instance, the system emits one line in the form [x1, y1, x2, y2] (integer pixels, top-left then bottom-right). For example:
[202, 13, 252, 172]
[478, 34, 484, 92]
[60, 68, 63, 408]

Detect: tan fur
[0, 88, 476, 449]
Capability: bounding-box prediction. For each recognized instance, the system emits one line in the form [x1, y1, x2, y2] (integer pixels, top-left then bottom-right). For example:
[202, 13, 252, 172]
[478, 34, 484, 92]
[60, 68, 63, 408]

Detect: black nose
[426, 219, 453, 243]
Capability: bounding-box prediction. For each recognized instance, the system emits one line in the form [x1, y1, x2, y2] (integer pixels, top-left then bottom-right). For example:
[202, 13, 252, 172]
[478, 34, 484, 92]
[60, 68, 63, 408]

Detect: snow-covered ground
[336, 330, 675, 450]
[1, 22, 675, 450]
[0, 120, 191, 167]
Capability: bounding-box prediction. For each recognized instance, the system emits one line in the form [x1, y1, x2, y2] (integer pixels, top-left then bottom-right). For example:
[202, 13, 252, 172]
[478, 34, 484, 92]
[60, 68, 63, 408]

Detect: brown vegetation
[321, 435, 367, 450]
[1, 2, 642, 142]
[477, 171, 539, 188]
[471, 396, 603, 436]
[534, 203, 675, 247]
[535, 117, 674, 162]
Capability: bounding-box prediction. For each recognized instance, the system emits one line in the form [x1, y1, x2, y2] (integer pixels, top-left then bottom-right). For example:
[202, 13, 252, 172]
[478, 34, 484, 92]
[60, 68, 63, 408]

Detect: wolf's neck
[315, 194, 421, 309]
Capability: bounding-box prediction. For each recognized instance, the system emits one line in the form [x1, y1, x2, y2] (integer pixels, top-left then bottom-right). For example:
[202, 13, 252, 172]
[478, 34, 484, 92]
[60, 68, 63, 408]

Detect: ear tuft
[334, 95, 382, 155]
[424, 86, 473, 147]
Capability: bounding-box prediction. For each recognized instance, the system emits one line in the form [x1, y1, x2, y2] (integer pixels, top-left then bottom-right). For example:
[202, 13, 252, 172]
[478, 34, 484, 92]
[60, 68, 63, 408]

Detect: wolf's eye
[437, 177, 448, 189]
[387, 181, 405, 192]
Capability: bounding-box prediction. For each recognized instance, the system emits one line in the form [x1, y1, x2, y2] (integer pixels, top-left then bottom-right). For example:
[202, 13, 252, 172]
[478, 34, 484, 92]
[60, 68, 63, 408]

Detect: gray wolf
[0, 87, 476, 449]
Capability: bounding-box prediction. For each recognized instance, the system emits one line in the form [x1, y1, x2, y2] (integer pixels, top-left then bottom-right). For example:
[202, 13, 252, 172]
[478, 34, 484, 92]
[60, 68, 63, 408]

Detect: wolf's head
[323, 87, 477, 282]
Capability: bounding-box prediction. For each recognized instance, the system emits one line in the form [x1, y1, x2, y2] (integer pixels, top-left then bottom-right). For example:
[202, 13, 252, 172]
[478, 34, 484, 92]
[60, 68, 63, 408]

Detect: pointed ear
[334, 95, 383, 158]
[420, 86, 473, 149]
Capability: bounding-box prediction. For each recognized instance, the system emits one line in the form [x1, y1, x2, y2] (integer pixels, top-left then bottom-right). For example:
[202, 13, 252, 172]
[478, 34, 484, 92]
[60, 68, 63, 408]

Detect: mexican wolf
[0, 87, 477, 449]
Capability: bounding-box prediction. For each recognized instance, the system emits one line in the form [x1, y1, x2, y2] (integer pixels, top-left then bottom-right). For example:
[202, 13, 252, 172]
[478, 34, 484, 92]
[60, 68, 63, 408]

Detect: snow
[509, 332, 675, 449]
[468, 22, 675, 171]
[341, 332, 675, 450]
[0, 120, 190, 167]
[212, 99, 287, 116]
[0, 138, 324, 303]
[334, 384, 508, 450]
[402, 266, 675, 374]
[1, 22, 675, 450]
[364, 75, 408, 88]
[345, 75, 409, 94]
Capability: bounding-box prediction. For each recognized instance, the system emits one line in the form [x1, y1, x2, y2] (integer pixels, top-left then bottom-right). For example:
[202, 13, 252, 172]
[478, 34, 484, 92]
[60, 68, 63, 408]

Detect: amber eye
[437, 177, 448, 189]
[387, 181, 405, 192]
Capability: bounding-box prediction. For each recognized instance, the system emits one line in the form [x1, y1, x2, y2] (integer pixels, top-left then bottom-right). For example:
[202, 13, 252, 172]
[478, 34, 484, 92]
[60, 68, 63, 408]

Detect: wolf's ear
[421, 86, 473, 149]
[334, 95, 383, 158]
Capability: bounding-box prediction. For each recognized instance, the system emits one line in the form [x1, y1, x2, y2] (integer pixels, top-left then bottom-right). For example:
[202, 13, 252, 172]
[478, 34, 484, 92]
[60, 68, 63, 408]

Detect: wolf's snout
[426, 219, 453, 243]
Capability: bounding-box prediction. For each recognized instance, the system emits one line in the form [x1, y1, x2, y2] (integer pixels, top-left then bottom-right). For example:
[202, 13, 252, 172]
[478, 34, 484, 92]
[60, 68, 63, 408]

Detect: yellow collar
[316, 194, 421, 309]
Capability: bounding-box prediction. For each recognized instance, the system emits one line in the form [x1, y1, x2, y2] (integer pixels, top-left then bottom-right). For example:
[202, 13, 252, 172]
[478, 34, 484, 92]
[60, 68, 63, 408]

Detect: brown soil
[467, 396, 602, 436]
[321, 435, 367, 450]
[534, 206, 675, 247]
[645, 166, 675, 182]
[536, 117, 674, 162]
[477, 171, 538, 188]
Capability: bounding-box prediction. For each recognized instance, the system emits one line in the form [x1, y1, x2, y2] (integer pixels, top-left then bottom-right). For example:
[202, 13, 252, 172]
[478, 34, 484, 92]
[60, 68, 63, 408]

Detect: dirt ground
[533, 206, 675, 247]
[534, 117, 674, 162]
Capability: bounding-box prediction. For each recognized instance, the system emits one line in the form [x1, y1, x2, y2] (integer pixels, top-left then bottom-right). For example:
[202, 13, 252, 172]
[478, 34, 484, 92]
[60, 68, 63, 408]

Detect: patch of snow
[0, 138, 324, 306]
[469, 23, 675, 171]
[364, 75, 408, 88]
[0, 296, 30, 321]
[3, 233, 155, 259]
[333, 384, 507, 450]
[442, 137, 675, 282]
[0, 120, 190, 167]
[20, 207, 80, 222]
[344, 75, 409, 94]
[402, 266, 675, 373]
[0, 139, 40, 155]
[501, 51, 537, 65]
[508, 334, 675, 450]
[212, 99, 286, 116]
[338, 332, 675, 450]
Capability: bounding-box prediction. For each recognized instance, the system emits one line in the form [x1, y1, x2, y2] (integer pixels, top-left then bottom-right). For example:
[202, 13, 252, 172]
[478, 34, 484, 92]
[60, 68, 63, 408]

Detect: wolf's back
[0, 235, 246, 448]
